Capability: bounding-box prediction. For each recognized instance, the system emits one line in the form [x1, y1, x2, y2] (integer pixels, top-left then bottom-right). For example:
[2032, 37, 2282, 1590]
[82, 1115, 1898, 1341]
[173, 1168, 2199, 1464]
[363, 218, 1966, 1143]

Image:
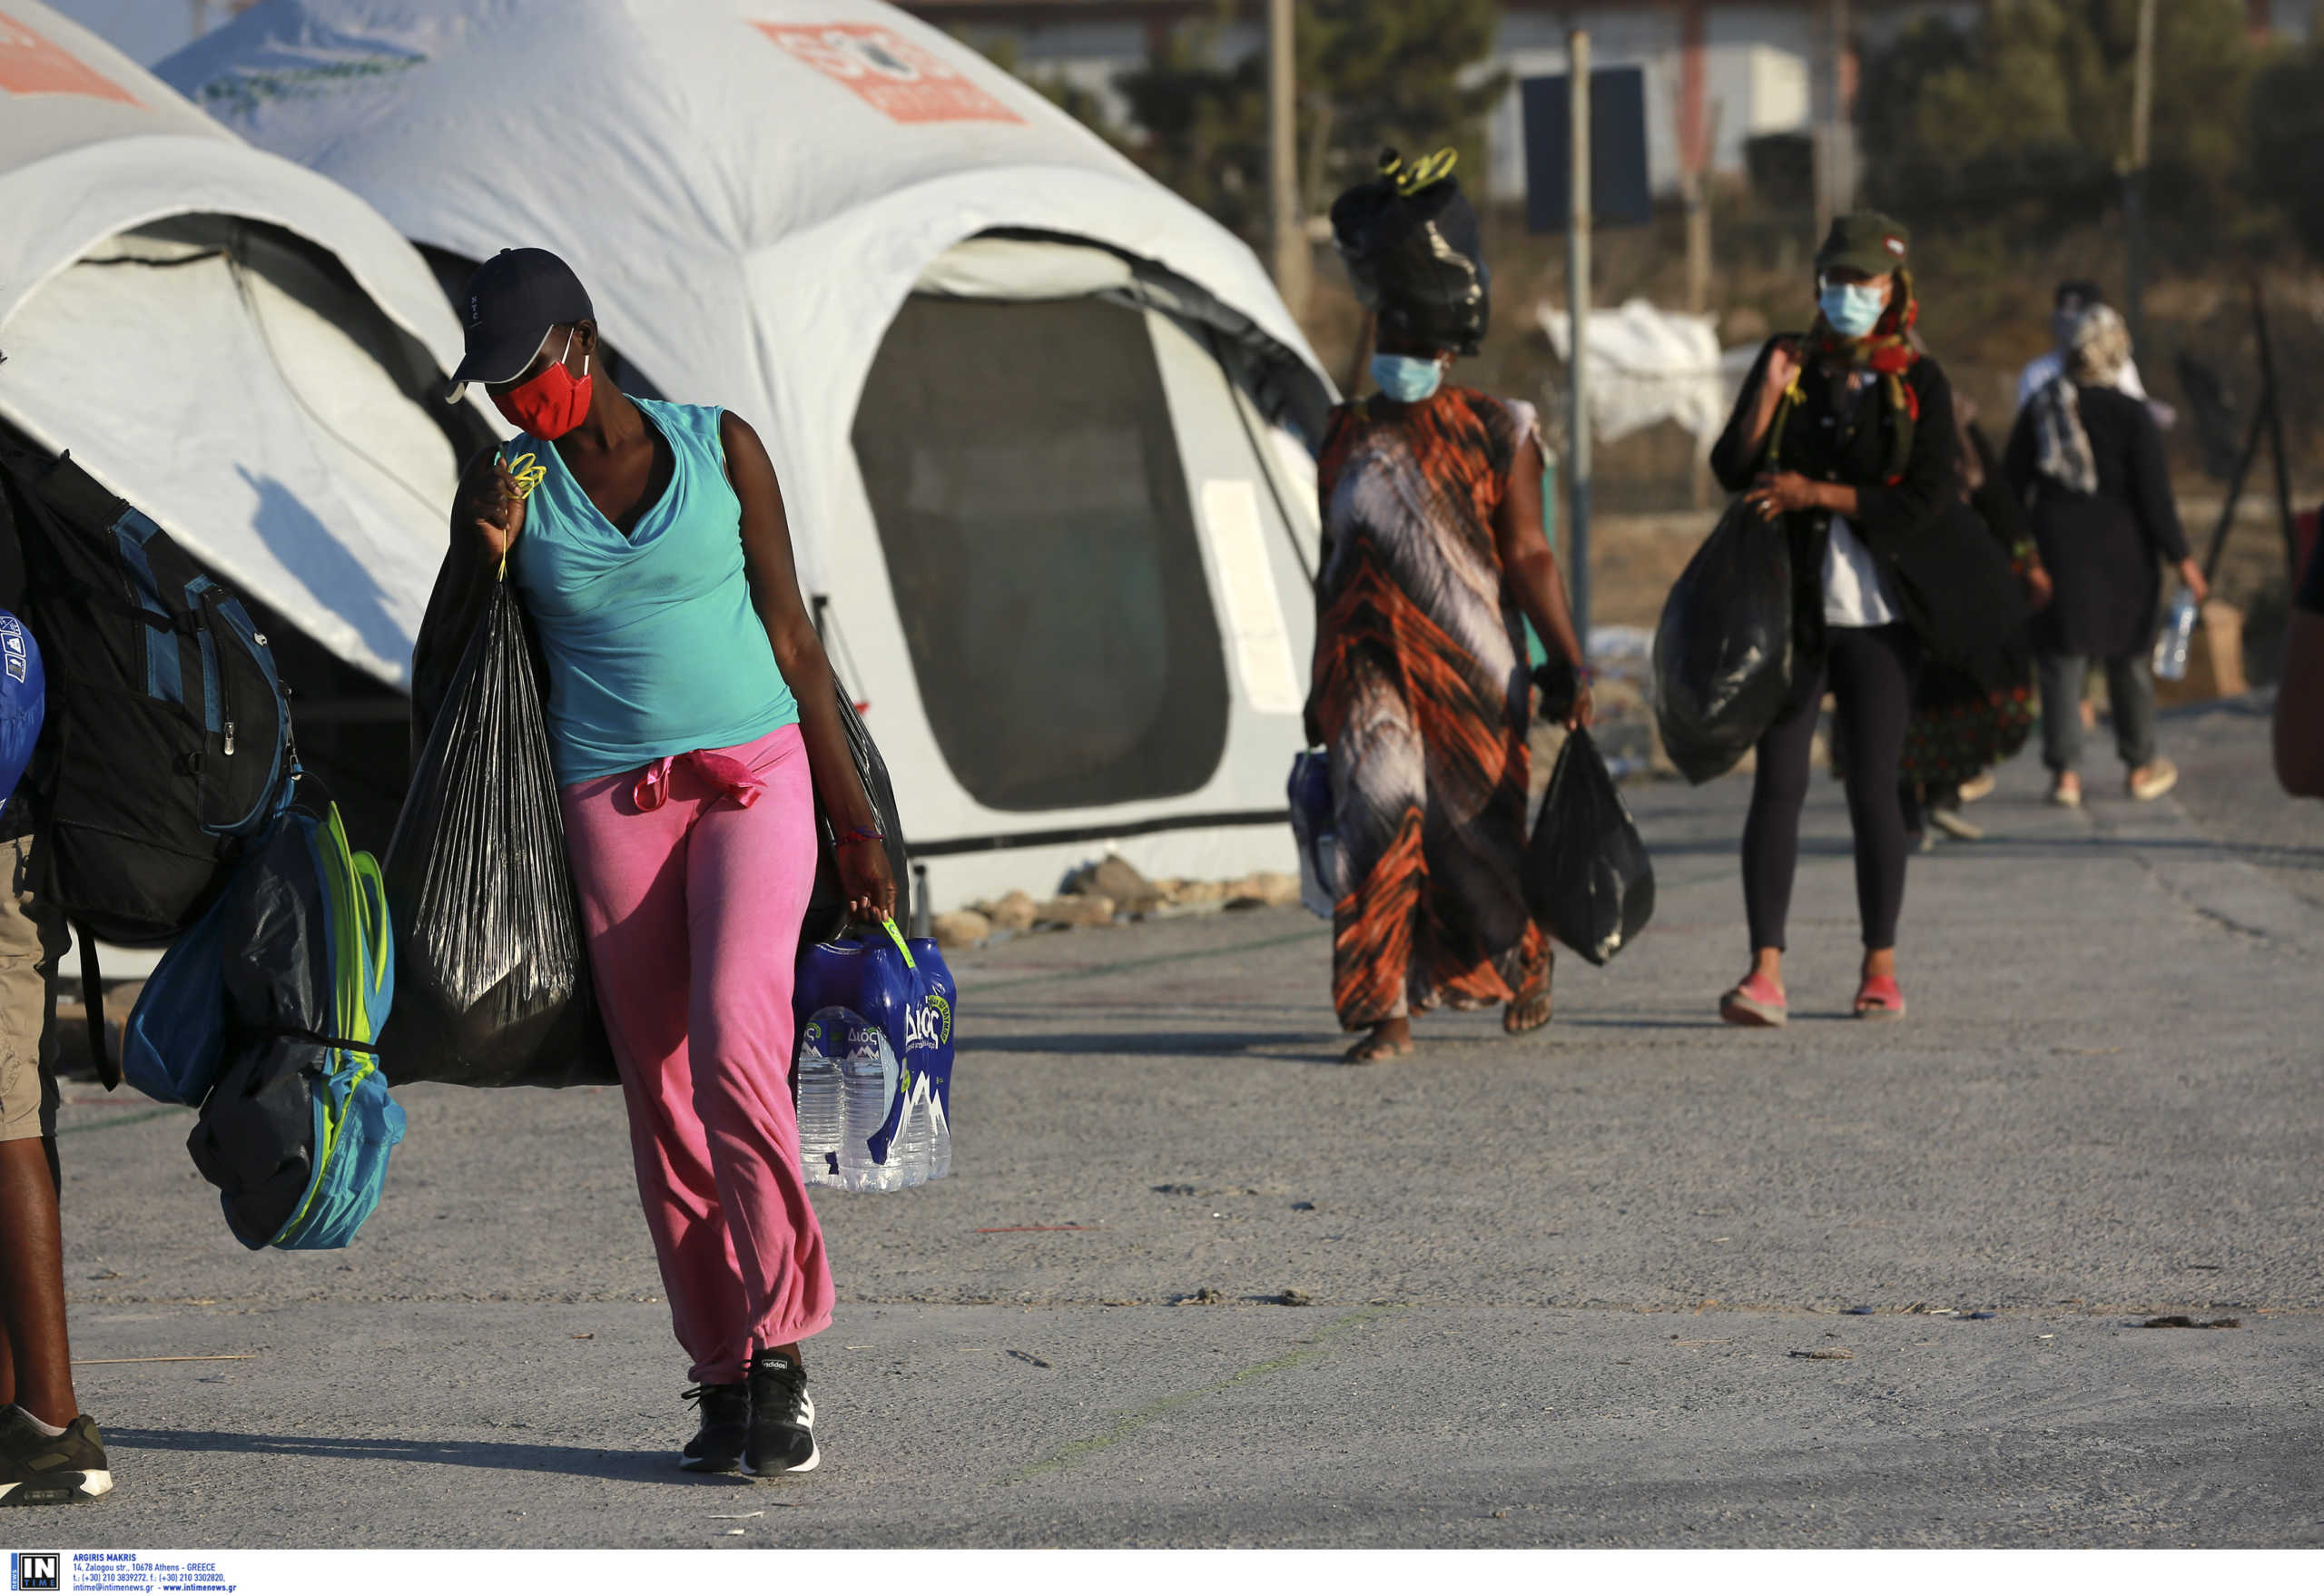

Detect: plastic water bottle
[837, 1015, 901, 1192]
[891, 1076, 932, 1187]
[2153, 589, 2199, 681]
[793, 1009, 847, 1188]
[926, 1089, 951, 1181]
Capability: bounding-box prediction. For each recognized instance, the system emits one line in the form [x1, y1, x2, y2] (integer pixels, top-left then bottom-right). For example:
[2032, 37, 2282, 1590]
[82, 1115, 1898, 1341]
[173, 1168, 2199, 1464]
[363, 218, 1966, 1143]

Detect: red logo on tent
[756, 23, 1021, 125]
[0, 15, 137, 105]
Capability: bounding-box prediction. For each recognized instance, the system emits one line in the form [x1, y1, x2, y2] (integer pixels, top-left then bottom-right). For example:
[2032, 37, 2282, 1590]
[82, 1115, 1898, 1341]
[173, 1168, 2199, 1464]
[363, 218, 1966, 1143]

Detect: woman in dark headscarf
[1709, 212, 2027, 1026]
[1305, 150, 1592, 1064]
[2004, 304, 2207, 806]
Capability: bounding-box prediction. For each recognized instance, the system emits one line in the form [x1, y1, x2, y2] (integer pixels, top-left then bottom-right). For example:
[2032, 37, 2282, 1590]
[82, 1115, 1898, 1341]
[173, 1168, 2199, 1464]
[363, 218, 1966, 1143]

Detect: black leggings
[1742, 625, 1921, 951]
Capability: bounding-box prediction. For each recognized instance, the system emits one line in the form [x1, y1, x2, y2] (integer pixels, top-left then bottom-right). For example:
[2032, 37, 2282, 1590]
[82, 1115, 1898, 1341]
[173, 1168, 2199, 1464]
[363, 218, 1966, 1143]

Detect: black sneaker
[678, 1382, 749, 1474]
[742, 1352, 818, 1475]
[0, 1408, 113, 1505]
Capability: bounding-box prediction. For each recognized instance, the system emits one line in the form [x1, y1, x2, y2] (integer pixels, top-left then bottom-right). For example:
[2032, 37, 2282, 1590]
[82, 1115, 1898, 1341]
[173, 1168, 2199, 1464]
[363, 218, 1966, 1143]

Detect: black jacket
[2003, 385, 2188, 659]
[1712, 338, 2028, 693]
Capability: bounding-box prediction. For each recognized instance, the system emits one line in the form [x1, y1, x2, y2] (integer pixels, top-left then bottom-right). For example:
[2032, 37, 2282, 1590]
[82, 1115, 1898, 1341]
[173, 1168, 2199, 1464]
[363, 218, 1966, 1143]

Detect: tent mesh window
[853, 296, 1230, 813]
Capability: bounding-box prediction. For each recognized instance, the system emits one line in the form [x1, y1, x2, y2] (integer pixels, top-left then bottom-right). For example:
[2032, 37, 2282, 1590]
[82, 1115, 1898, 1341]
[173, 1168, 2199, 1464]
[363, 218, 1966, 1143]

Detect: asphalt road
[36, 698, 2324, 1547]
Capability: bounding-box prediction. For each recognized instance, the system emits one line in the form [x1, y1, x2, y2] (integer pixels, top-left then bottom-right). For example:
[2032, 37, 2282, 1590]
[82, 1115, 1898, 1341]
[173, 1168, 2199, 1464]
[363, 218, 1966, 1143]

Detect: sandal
[1853, 973, 1906, 1019]
[2126, 758, 2178, 802]
[1502, 969, 1554, 1036]
[1719, 972, 1787, 1028]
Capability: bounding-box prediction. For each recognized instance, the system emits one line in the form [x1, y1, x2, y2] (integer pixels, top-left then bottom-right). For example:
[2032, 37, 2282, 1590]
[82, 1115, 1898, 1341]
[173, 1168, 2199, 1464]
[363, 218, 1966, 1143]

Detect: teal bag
[173, 803, 405, 1251]
[121, 890, 231, 1107]
[269, 806, 400, 1249]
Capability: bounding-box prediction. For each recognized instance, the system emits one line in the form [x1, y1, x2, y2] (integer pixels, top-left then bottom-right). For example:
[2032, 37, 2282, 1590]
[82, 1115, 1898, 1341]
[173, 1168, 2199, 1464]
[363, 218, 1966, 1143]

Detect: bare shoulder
[718, 409, 770, 460]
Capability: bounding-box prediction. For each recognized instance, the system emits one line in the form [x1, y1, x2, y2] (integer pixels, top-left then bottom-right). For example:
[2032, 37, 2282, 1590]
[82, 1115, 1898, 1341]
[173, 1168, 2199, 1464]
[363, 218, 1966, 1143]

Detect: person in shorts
[0, 483, 112, 1504]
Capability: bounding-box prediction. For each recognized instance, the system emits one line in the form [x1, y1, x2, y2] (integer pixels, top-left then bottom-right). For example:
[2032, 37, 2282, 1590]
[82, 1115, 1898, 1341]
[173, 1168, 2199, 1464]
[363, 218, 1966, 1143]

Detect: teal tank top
[509, 399, 797, 784]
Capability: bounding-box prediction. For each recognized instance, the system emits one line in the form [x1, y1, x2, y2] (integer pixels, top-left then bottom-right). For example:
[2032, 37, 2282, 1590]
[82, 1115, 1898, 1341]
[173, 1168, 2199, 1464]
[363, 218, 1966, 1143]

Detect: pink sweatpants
[561, 722, 833, 1384]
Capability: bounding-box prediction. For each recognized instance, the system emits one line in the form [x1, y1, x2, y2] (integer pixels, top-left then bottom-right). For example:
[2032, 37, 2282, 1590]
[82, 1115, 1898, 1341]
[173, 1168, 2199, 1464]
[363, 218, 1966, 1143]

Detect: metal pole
[1812, 0, 1841, 241]
[1680, 1, 1713, 509]
[1566, 27, 1592, 648]
[1265, 0, 1310, 316]
[2126, 0, 2157, 350]
[2253, 281, 2301, 584]
[1830, 0, 1853, 215]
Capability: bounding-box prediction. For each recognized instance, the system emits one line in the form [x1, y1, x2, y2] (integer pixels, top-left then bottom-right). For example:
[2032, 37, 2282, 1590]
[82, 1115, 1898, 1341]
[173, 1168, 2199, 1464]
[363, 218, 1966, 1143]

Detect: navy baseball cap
[451, 248, 593, 387]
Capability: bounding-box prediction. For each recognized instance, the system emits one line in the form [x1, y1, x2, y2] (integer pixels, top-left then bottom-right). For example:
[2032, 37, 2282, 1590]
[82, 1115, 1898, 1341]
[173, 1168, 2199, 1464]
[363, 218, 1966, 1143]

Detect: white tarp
[160, 0, 1332, 901]
[0, 0, 480, 685]
[1539, 298, 1734, 450]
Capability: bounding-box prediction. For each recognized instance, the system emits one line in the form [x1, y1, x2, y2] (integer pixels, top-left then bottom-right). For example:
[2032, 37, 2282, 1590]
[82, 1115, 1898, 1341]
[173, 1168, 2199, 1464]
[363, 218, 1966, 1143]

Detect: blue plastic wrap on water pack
[0, 610, 44, 806]
[793, 922, 955, 1167]
[1286, 751, 1335, 919]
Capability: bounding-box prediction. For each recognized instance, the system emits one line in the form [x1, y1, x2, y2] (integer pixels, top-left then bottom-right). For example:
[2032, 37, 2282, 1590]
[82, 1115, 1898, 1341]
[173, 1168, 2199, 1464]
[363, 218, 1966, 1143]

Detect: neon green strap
[881, 917, 916, 970]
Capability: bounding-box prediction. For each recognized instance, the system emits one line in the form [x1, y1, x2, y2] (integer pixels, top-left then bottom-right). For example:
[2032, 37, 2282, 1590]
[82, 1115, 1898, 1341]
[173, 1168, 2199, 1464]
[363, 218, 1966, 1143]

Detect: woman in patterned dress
[1308, 153, 1591, 1064]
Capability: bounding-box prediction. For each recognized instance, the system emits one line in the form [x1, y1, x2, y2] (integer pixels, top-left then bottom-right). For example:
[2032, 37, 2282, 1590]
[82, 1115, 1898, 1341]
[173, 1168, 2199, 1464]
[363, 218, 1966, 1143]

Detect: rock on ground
[930, 910, 992, 950]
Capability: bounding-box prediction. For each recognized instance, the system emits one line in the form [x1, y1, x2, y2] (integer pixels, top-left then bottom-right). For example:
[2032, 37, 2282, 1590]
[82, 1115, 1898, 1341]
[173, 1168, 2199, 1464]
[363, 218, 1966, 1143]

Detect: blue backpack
[0, 441, 298, 1090]
[125, 801, 403, 1250]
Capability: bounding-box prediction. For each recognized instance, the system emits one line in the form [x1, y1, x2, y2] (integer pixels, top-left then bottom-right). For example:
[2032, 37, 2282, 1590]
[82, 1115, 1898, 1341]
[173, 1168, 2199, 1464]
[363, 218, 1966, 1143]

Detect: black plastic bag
[378, 581, 615, 1089]
[1652, 500, 1794, 784]
[1524, 729, 1655, 966]
[802, 681, 911, 947]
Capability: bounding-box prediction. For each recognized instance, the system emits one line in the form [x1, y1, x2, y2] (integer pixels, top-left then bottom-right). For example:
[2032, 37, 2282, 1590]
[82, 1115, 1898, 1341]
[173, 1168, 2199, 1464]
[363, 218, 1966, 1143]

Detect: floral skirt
[1902, 665, 2035, 791]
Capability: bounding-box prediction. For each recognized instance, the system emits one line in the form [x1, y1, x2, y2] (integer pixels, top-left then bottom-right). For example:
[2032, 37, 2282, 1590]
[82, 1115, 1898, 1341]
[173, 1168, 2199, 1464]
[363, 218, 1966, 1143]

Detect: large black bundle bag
[378, 580, 615, 1089]
[801, 681, 911, 947]
[1523, 729, 1655, 966]
[1329, 148, 1490, 355]
[1652, 501, 1795, 784]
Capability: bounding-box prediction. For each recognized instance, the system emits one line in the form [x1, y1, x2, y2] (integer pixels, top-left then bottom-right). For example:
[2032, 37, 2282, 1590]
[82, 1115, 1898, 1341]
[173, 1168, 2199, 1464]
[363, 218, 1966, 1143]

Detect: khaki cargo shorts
[0, 831, 66, 1144]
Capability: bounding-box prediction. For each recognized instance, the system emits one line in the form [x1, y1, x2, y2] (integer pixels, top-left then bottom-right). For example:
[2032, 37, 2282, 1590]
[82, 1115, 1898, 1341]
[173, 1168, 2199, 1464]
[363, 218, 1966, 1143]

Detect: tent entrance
[852, 293, 1230, 813]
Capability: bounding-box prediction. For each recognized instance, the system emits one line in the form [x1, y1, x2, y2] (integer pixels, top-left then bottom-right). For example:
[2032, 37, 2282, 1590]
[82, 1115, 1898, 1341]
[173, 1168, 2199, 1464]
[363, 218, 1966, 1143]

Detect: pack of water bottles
[793, 921, 956, 1191]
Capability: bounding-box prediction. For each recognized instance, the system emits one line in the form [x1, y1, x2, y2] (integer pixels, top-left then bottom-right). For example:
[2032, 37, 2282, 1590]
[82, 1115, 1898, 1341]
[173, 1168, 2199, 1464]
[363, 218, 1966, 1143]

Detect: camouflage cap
[1815, 211, 1910, 278]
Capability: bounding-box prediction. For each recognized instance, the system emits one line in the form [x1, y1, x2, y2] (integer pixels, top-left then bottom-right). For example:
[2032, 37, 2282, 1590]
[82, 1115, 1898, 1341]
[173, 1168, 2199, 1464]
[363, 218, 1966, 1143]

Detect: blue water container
[793, 921, 956, 1181]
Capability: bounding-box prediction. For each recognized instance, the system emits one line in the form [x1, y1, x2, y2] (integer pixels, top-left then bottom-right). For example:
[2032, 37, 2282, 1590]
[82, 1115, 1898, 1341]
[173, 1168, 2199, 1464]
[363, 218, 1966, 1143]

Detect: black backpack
[0, 441, 298, 1074]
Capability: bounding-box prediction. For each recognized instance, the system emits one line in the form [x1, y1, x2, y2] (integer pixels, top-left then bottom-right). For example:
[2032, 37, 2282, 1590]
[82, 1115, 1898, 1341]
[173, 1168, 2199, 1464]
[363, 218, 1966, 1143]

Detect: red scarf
[1778, 270, 1924, 482]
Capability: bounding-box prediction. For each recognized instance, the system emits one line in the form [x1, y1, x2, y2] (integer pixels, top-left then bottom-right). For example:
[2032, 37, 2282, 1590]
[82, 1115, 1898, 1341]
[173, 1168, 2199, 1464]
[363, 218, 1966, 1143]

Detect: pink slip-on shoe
[1720, 972, 1787, 1028]
[1854, 973, 1906, 1019]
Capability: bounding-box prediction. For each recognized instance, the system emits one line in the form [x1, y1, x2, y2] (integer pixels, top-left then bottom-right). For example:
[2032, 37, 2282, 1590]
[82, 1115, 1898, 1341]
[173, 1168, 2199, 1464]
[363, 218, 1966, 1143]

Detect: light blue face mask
[1818, 280, 1888, 338]
[1370, 352, 1445, 403]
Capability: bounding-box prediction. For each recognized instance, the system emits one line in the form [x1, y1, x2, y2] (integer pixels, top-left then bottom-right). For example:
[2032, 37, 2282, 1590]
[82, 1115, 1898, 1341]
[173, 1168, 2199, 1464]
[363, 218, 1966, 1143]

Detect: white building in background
[905, 0, 2311, 206]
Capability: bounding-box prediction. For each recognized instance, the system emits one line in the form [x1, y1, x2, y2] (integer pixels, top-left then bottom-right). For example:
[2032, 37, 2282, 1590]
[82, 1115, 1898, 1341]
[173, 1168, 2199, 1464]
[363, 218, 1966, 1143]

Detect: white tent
[160, 0, 1334, 909]
[0, 0, 492, 695]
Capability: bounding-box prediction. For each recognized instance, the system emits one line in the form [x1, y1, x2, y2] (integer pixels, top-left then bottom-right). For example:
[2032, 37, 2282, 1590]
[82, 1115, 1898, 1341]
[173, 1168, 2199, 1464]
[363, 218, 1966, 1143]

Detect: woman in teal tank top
[437, 248, 887, 1479]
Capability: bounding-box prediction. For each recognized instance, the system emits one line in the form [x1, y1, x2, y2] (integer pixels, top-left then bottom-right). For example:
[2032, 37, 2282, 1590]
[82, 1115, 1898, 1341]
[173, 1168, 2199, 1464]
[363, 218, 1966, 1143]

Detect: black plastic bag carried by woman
[1652, 500, 1795, 784]
[801, 680, 911, 947]
[1523, 729, 1655, 966]
[378, 580, 616, 1089]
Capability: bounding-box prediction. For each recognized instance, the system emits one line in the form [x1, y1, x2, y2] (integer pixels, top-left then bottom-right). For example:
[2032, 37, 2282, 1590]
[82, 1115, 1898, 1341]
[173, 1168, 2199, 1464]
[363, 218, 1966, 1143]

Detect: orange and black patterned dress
[1311, 386, 1549, 1030]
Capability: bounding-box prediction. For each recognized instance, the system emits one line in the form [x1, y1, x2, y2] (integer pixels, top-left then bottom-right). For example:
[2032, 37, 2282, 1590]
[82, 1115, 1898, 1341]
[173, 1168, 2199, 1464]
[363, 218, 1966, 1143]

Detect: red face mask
[492, 330, 593, 438]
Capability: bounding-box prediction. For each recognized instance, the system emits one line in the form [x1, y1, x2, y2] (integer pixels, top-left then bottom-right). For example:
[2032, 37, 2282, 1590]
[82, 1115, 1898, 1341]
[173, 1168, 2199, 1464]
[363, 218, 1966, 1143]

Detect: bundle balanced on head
[1304, 149, 1593, 1066]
